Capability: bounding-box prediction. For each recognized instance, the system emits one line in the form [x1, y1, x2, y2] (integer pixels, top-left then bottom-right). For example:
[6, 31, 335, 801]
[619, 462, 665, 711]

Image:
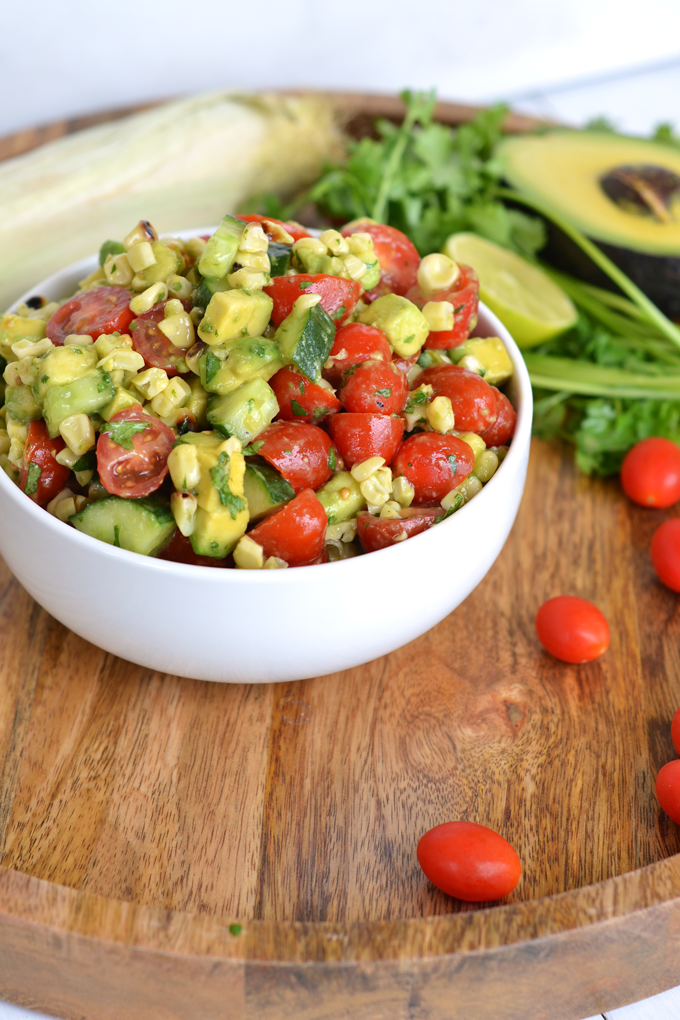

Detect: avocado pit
[599, 164, 680, 223]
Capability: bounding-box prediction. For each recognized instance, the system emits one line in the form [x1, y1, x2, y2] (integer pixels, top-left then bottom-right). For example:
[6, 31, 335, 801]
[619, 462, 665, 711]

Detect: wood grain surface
[1, 97, 680, 1020]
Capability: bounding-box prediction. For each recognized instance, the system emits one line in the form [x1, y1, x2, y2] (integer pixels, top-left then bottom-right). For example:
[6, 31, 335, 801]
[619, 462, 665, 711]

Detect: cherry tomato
[270, 366, 341, 424]
[97, 406, 175, 498]
[417, 364, 497, 434]
[535, 596, 610, 663]
[129, 301, 190, 376]
[392, 352, 419, 376]
[255, 421, 334, 492]
[328, 413, 404, 467]
[392, 433, 474, 506]
[356, 507, 441, 552]
[324, 322, 392, 385]
[341, 219, 420, 298]
[620, 437, 680, 508]
[339, 360, 409, 415]
[672, 707, 680, 756]
[651, 520, 680, 592]
[407, 264, 479, 350]
[479, 390, 517, 447]
[656, 760, 680, 824]
[417, 821, 521, 902]
[247, 488, 327, 566]
[19, 421, 70, 506]
[265, 274, 361, 328]
[158, 529, 230, 568]
[46, 286, 134, 345]
[235, 213, 310, 242]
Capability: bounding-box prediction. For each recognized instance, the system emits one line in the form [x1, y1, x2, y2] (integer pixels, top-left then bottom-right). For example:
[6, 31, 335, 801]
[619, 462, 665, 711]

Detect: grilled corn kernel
[346, 233, 373, 257]
[166, 274, 193, 300]
[74, 469, 94, 486]
[350, 456, 385, 483]
[472, 449, 499, 483]
[129, 281, 168, 315]
[453, 475, 483, 505]
[185, 236, 207, 260]
[103, 251, 133, 287]
[319, 229, 350, 256]
[234, 535, 265, 570]
[150, 377, 191, 417]
[94, 333, 132, 359]
[59, 413, 96, 456]
[236, 250, 271, 273]
[3, 362, 22, 387]
[131, 367, 169, 399]
[263, 220, 294, 244]
[78, 267, 106, 290]
[379, 500, 402, 519]
[171, 491, 198, 537]
[98, 349, 145, 374]
[8, 438, 25, 467]
[11, 337, 53, 359]
[0, 430, 9, 457]
[55, 447, 80, 469]
[360, 475, 390, 507]
[392, 476, 415, 507]
[222, 436, 242, 456]
[168, 443, 201, 492]
[158, 313, 195, 350]
[226, 268, 269, 290]
[422, 300, 454, 333]
[440, 488, 464, 512]
[163, 299, 184, 317]
[127, 241, 156, 273]
[46, 487, 74, 516]
[393, 530, 409, 542]
[239, 223, 269, 252]
[123, 220, 157, 250]
[7, 418, 27, 443]
[264, 555, 289, 569]
[342, 254, 367, 281]
[417, 253, 460, 295]
[64, 333, 94, 346]
[326, 519, 358, 543]
[457, 354, 484, 376]
[295, 293, 322, 313]
[426, 395, 455, 434]
[54, 494, 88, 521]
[457, 431, 486, 458]
[189, 306, 203, 327]
[374, 466, 393, 491]
[294, 237, 328, 258]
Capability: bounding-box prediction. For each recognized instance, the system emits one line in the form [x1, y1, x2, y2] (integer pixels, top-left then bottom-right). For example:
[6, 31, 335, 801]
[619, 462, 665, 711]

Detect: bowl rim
[0, 231, 533, 583]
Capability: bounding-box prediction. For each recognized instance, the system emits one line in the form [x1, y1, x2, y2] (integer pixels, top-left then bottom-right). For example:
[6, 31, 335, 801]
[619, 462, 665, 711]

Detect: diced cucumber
[198, 215, 246, 280]
[207, 377, 279, 445]
[274, 299, 336, 383]
[43, 370, 115, 437]
[70, 496, 175, 556]
[192, 274, 230, 313]
[268, 242, 293, 277]
[244, 460, 295, 520]
[5, 384, 42, 424]
[199, 337, 283, 395]
[197, 289, 274, 346]
[316, 471, 365, 523]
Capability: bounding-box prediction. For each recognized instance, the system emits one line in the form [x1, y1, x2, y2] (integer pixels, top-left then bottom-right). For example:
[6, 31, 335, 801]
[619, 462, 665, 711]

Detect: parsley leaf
[100, 420, 151, 450]
[210, 451, 247, 519]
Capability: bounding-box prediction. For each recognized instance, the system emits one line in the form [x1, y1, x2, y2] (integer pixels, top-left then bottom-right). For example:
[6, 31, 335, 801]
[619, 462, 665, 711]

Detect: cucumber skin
[207, 378, 279, 445]
[70, 496, 175, 557]
[276, 303, 336, 383]
[42, 371, 115, 438]
[244, 461, 295, 520]
[268, 243, 293, 277]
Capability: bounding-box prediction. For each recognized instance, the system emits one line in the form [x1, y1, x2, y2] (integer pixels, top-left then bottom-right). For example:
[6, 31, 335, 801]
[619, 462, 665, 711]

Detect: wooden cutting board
[1, 97, 680, 1020]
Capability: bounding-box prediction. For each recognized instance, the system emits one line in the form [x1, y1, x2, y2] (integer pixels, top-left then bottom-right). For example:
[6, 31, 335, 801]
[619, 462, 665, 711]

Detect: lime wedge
[442, 232, 577, 348]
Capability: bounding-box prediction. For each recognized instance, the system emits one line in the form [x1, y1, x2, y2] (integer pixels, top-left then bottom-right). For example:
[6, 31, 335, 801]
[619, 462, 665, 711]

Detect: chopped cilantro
[205, 351, 222, 384]
[229, 924, 243, 936]
[24, 462, 41, 496]
[73, 450, 96, 472]
[332, 305, 346, 320]
[210, 451, 247, 519]
[453, 304, 465, 314]
[243, 441, 264, 456]
[375, 388, 392, 397]
[283, 448, 292, 454]
[113, 524, 121, 547]
[299, 281, 312, 290]
[403, 334, 415, 344]
[313, 406, 330, 420]
[447, 454, 458, 475]
[434, 494, 464, 522]
[100, 419, 151, 450]
[328, 446, 336, 470]
[290, 399, 307, 417]
[98, 372, 113, 393]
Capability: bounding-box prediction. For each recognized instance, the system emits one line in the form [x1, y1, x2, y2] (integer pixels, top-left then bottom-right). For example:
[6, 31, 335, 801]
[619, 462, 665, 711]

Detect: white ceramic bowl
[0, 239, 532, 683]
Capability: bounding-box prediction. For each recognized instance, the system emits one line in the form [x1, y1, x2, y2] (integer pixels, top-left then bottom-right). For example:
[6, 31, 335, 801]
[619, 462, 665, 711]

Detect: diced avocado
[99, 240, 125, 267]
[43, 370, 115, 437]
[358, 294, 429, 358]
[268, 242, 293, 277]
[101, 387, 142, 421]
[193, 275, 231, 313]
[207, 377, 278, 445]
[243, 460, 295, 520]
[198, 215, 246, 280]
[33, 344, 99, 401]
[197, 289, 274, 346]
[274, 298, 336, 383]
[199, 338, 283, 395]
[139, 240, 182, 286]
[316, 471, 365, 524]
[0, 313, 47, 359]
[186, 437, 249, 558]
[70, 496, 175, 556]
[5, 384, 42, 424]
[450, 336, 513, 385]
[184, 375, 209, 427]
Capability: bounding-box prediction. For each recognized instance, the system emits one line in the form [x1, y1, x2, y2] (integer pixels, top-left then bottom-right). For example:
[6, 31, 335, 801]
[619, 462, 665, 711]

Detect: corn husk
[0, 92, 345, 310]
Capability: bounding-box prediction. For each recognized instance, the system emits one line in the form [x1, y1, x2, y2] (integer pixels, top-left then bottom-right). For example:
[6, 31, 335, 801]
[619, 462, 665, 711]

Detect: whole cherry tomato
[19, 421, 70, 506]
[235, 213, 310, 242]
[338, 360, 409, 415]
[46, 286, 134, 344]
[264, 274, 360, 327]
[656, 760, 680, 824]
[254, 421, 334, 492]
[417, 821, 521, 902]
[324, 322, 392, 385]
[341, 219, 420, 298]
[651, 519, 680, 592]
[247, 488, 327, 566]
[270, 366, 341, 424]
[417, 364, 497, 434]
[356, 507, 441, 552]
[620, 437, 680, 508]
[97, 407, 175, 498]
[328, 413, 404, 467]
[407, 264, 480, 350]
[479, 390, 517, 447]
[129, 300, 190, 375]
[672, 707, 680, 756]
[392, 433, 475, 506]
[535, 596, 610, 663]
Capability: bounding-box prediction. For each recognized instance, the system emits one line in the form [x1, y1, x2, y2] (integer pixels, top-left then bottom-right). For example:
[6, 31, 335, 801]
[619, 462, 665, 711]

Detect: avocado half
[498, 131, 680, 317]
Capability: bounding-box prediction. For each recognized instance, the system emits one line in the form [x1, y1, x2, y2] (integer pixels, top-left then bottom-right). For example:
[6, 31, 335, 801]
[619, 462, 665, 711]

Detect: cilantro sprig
[100, 419, 151, 450]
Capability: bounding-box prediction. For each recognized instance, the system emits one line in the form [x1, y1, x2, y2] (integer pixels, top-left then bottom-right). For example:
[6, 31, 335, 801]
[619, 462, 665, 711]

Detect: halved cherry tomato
[46, 286, 135, 345]
[392, 352, 419, 376]
[417, 821, 521, 902]
[392, 433, 475, 506]
[339, 360, 409, 415]
[270, 366, 341, 424]
[407, 264, 479, 350]
[356, 507, 441, 552]
[324, 322, 392, 385]
[235, 213, 310, 242]
[254, 421, 334, 492]
[417, 364, 497, 434]
[158, 529, 230, 568]
[479, 390, 517, 447]
[672, 707, 680, 755]
[19, 421, 70, 506]
[651, 520, 680, 592]
[656, 760, 680, 824]
[620, 437, 680, 508]
[247, 488, 327, 566]
[264, 274, 361, 327]
[129, 300, 190, 375]
[341, 220, 420, 298]
[97, 406, 175, 498]
[535, 596, 610, 664]
[328, 413, 404, 467]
